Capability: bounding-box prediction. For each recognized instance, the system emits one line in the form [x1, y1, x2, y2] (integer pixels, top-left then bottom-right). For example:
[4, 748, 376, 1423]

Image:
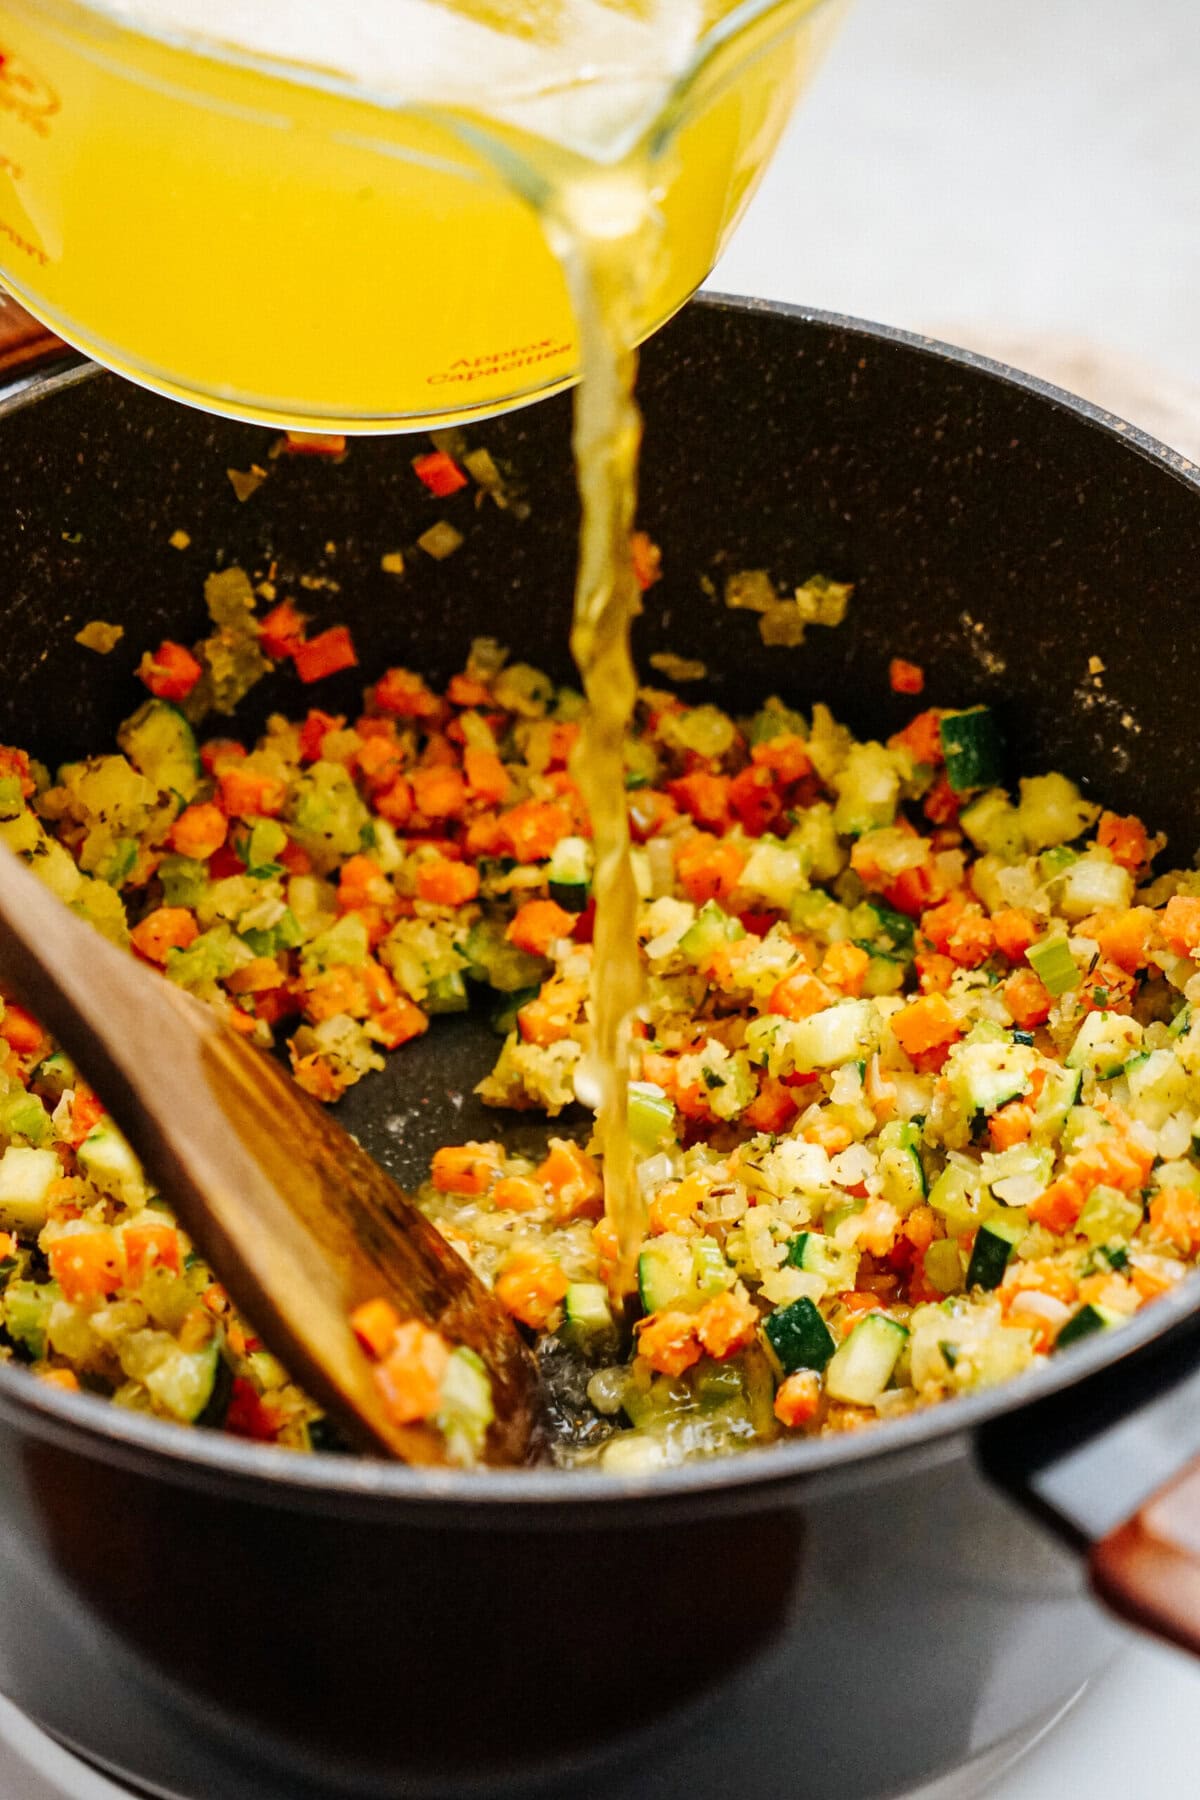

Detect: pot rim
[4, 292, 1200, 1512]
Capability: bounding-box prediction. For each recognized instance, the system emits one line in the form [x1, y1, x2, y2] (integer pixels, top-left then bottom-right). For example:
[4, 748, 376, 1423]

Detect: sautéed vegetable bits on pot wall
[1, 532, 1200, 1468]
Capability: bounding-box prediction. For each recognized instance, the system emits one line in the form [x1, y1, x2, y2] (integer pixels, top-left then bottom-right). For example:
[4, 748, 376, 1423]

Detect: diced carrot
[1091, 906, 1155, 973]
[675, 832, 747, 905]
[839, 1291, 884, 1331]
[743, 1075, 799, 1134]
[495, 1250, 568, 1329]
[47, 1230, 124, 1303]
[414, 858, 479, 906]
[463, 746, 511, 805]
[891, 993, 961, 1059]
[695, 1290, 758, 1359]
[0, 746, 34, 798]
[431, 1142, 504, 1195]
[1131, 1263, 1175, 1303]
[446, 673, 493, 708]
[293, 625, 358, 685]
[200, 737, 246, 776]
[944, 906, 993, 967]
[259, 599, 308, 661]
[901, 1205, 937, 1256]
[667, 772, 731, 832]
[350, 1297, 403, 1360]
[373, 1320, 452, 1426]
[820, 941, 871, 996]
[492, 1176, 545, 1212]
[888, 708, 944, 766]
[728, 763, 784, 837]
[750, 733, 812, 784]
[991, 908, 1039, 962]
[291, 1052, 345, 1102]
[138, 640, 203, 702]
[915, 952, 955, 994]
[130, 907, 199, 964]
[517, 989, 575, 1047]
[38, 1367, 81, 1393]
[507, 898, 574, 957]
[123, 1221, 183, 1285]
[370, 997, 429, 1050]
[1162, 894, 1200, 957]
[989, 1100, 1033, 1151]
[412, 449, 468, 497]
[497, 799, 573, 862]
[630, 530, 662, 590]
[302, 966, 367, 1024]
[217, 765, 287, 818]
[1027, 1177, 1086, 1234]
[279, 431, 345, 457]
[1003, 967, 1053, 1029]
[226, 957, 286, 997]
[372, 668, 443, 721]
[647, 1176, 706, 1235]
[1097, 811, 1151, 872]
[410, 765, 467, 822]
[774, 1370, 821, 1427]
[336, 854, 389, 914]
[0, 1003, 46, 1059]
[767, 968, 830, 1019]
[889, 658, 925, 696]
[67, 1086, 106, 1147]
[923, 773, 961, 827]
[298, 709, 345, 763]
[375, 775, 414, 827]
[1148, 1187, 1200, 1257]
[536, 1138, 602, 1221]
[635, 1309, 702, 1376]
[169, 802, 227, 860]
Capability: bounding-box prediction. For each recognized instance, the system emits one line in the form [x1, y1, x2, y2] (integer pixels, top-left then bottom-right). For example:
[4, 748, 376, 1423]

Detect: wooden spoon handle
[0, 843, 537, 1464]
[1091, 1457, 1200, 1657]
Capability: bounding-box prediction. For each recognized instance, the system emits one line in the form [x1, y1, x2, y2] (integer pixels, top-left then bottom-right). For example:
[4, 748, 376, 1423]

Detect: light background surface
[3, 0, 1200, 1792]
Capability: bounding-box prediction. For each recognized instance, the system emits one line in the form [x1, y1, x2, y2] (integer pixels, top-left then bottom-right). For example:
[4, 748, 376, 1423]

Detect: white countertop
[3, 0, 1200, 1793]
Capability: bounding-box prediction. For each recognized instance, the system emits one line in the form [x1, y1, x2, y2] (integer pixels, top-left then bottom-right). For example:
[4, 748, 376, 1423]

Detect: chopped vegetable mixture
[0, 523, 1198, 1470]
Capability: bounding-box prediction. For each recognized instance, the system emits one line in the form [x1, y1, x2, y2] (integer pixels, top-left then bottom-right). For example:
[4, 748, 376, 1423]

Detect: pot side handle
[0, 290, 66, 376]
[978, 1309, 1200, 1661]
[1091, 1459, 1200, 1658]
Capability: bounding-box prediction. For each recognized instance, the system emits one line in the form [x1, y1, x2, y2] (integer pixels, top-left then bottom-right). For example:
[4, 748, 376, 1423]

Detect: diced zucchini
[144, 1336, 225, 1423]
[490, 985, 540, 1037]
[158, 855, 209, 909]
[741, 842, 806, 910]
[788, 1000, 880, 1072]
[1055, 1302, 1123, 1351]
[940, 708, 1003, 793]
[1125, 1048, 1191, 1128]
[1066, 1012, 1143, 1080]
[786, 1232, 860, 1290]
[1032, 1063, 1081, 1139]
[425, 971, 470, 1014]
[763, 1296, 836, 1374]
[966, 1214, 1023, 1291]
[2, 1279, 57, 1358]
[0, 1145, 62, 1232]
[463, 919, 548, 993]
[32, 1051, 75, 1102]
[832, 742, 901, 836]
[117, 699, 201, 805]
[824, 1312, 908, 1403]
[923, 1237, 964, 1295]
[948, 1040, 1035, 1117]
[865, 900, 915, 956]
[77, 1122, 147, 1205]
[561, 1283, 615, 1350]
[628, 1082, 675, 1152]
[1058, 855, 1134, 921]
[637, 1239, 693, 1313]
[547, 835, 591, 912]
[959, 789, 1023, 857]
[679, 901, 744, 962]
[878, 1144, 927, 1213]
[1077, 1185, 1143, 1245]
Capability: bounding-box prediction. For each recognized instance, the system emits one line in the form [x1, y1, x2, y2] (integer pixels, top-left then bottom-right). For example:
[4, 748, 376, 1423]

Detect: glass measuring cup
[0, 0, 843, 432]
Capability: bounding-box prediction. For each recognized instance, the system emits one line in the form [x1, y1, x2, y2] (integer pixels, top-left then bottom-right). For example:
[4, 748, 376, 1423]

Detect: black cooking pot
[0, 293, 1198, 1800]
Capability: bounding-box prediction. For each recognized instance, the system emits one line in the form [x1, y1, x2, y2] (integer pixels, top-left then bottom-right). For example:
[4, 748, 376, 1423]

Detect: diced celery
[303, 913, 370, 971]
[158, 855, 209, 909]
[436, 1347, 495, 1463]
[0, 1092, 51, 1146]
[628, 1082, 675, 1152]
[1027, 935, 1079, 996]
[1017, 773, 1099, 851]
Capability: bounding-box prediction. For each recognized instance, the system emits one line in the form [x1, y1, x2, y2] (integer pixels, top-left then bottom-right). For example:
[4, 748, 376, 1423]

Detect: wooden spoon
[0, 843, 540, 1467]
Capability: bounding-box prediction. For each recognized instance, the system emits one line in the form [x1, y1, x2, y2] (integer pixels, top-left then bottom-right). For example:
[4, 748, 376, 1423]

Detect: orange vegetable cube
[350, 1297, 403, 1360]
[635, 1309, 702, 1376]
[494, 1251, 568, 1329]
[416, 859, 480, 906]
[47, 1230, 124, 1303]
[536, 1138, 602, 1221]
[130, 907, 199, 965]
[373, 1321, 451, 1425]
[695, 1290, 758, 1359]
[507, 898, 574, 956]
[891, 993, 961, 1059]
[430, 1143, 504, 1195]
[774, 1370, 822, 1428]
